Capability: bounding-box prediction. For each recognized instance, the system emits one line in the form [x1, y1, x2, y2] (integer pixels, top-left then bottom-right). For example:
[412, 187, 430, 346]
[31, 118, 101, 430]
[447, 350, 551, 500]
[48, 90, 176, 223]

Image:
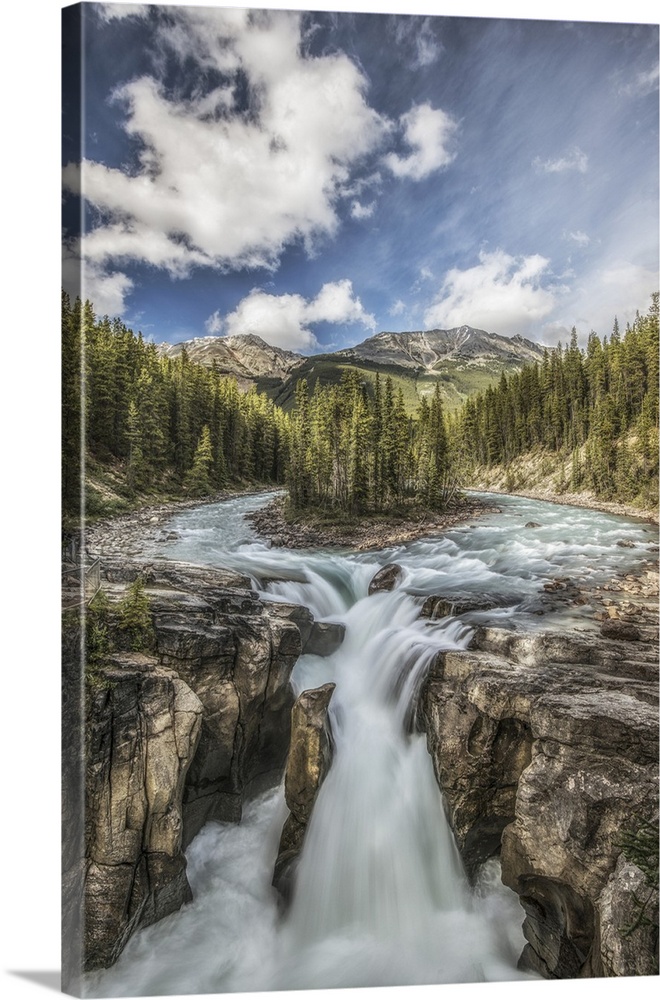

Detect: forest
[453, 294, 659, 508]
[62, 292, 659, 524]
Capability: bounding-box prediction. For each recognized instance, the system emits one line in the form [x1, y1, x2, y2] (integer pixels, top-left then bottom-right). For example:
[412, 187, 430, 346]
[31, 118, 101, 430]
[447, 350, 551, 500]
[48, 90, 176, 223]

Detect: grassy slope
[258, 355, 521, 416]
[467, 443, 659, 522]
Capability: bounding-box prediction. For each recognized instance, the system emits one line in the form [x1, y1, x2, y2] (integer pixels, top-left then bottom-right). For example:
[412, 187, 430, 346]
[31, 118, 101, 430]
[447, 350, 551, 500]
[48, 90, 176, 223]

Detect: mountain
[338, 326, 545, 370]
[158, 334, 305, 387]
[159, 326, 548, 413]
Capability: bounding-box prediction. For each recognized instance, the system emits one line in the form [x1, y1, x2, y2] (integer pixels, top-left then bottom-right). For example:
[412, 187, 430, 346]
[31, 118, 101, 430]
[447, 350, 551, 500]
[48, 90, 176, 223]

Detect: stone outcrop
[420, 624, 659, 979]
[83, 655, 203, 971]
[69, 559, 329, 972]
[273, 683, 336, 902]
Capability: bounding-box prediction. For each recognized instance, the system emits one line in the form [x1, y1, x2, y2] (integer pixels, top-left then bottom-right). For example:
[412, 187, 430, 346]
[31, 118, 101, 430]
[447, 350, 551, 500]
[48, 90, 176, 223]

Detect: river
[86, 492, 658, 997]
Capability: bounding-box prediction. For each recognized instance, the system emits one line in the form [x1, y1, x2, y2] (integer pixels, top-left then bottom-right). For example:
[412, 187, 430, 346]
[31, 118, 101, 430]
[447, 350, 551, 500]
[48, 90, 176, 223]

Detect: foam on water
[86, 491, 657, 996]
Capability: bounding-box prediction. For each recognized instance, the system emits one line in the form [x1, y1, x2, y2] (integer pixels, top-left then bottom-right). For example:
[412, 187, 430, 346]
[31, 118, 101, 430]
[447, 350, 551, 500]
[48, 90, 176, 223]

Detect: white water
[86, 492, 658, 997]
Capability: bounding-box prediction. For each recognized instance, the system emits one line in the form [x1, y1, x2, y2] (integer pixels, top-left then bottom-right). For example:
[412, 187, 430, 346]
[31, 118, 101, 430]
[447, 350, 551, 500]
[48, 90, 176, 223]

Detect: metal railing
[62, 557, 101, 610]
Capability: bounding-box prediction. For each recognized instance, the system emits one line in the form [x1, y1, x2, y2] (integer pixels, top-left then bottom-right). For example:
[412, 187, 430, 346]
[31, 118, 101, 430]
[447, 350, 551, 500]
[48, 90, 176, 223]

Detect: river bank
[80, 490, 659, 992]
[473, 485, 659, 525]
[245, 494, 497, 551]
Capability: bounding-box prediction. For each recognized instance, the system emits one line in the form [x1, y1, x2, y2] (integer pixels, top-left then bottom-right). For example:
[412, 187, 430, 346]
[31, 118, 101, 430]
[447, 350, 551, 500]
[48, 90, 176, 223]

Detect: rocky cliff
[273, 683, 335, 901]
[71, 560, 310, 972]
[420, 622, 659, 978]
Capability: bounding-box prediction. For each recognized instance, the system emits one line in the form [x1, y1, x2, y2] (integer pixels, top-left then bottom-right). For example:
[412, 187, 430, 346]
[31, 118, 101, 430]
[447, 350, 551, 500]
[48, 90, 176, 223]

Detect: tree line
[451, 294, 659, 505]
[63, 291, 659, 524]
[62, 294, 288, 520]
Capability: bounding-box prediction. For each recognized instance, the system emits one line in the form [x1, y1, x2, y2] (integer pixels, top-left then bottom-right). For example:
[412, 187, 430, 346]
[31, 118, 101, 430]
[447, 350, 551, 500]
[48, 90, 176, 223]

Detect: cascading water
[87, 491, 658, 997]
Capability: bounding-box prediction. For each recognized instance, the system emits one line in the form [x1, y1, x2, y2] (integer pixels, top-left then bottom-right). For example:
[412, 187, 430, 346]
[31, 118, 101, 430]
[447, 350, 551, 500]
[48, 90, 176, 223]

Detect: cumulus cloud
[205, 310, 223, 335]
[533, 147, 588, 174]
[350, 200, 375, 220]
[424, 249, 556, 336]
[99, 3, 147, 21]
[62, 245, 134, 317]
[221, 279, 376, 351]
[385, 103, 458, 181]
[63, 7, 389, 311]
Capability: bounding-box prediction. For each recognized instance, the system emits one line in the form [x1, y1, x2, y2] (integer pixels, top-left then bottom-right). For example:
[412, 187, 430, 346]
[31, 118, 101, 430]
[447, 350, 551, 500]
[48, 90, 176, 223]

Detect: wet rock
[271, 534, 285, 547]
[420, 624, 659, 978]
[83, 658, 203, 971]
[304, 620, 346, 657]
[525, 521, 542, 529]
[420, 593, 508, 619]
[616, 539, 636, 548]
[600, 620, 641, 642]
[273, 683, 335, 901]
[368, 563, 404, 594]
[71, 557, 311, 972]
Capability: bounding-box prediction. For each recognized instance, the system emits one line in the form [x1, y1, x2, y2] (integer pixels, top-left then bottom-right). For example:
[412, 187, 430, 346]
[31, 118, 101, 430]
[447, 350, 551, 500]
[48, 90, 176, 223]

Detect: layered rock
[273, 683, 335, 902]
[83, 656, 203, 971]
[420, 624, 659, 979]
[71, 559, 319, 972]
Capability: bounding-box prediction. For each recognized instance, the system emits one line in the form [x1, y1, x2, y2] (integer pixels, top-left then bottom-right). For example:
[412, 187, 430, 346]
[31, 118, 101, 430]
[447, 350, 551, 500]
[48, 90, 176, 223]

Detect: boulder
[525, 521, 542, 528]
[304, 620, 346, 657]
[420, 625, 659, 978]
[368, 563, 404, 595]
[273, 683, 335, 901]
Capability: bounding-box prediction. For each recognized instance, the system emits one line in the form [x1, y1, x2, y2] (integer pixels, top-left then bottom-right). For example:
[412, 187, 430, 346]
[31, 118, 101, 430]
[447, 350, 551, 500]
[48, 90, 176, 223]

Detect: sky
[62, 1, 659, 353]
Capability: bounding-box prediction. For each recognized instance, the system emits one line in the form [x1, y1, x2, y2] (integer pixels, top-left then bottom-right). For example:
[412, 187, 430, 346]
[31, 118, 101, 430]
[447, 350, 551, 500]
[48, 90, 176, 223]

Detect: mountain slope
[338, 326, 545, 369]
[158, 334, 306, 385]
[159, 326, 549, 413]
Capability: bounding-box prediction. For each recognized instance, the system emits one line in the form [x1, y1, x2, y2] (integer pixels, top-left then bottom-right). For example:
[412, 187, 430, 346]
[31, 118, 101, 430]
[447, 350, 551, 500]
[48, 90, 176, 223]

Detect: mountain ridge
[157, 325, 549, 412]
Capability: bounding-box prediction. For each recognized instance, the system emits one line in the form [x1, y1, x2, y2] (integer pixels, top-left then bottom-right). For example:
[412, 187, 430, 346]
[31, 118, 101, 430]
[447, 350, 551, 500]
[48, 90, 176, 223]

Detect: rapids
[86, 491, 658, 997]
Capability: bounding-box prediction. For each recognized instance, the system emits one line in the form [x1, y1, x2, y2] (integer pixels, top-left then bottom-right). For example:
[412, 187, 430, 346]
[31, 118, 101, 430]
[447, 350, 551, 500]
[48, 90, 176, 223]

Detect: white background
[0, 1, 657, 998]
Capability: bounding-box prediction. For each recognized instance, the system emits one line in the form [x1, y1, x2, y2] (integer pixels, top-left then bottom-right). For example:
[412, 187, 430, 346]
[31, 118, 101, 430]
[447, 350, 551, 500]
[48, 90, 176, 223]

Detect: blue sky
[62, 1, 659, 352]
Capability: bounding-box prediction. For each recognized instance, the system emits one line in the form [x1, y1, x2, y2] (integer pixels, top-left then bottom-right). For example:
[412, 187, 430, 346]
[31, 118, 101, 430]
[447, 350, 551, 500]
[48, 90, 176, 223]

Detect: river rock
[304, 620, 346, 657]
[420, 593, 505, 619]
[273, 683, 335, 901]
[524, 521, 541, 528]
[420, 624, 659, 979]
[368, 563, 404, 595]
[600, 619, 642, 642]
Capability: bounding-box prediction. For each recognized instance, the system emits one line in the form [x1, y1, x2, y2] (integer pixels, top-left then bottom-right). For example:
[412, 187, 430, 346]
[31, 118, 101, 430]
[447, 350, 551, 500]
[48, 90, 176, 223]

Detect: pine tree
[184, 425, 214, 497]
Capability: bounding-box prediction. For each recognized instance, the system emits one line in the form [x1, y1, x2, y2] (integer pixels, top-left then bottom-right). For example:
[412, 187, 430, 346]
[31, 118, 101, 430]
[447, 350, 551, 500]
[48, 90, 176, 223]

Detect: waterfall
[87, 490, 657, 996]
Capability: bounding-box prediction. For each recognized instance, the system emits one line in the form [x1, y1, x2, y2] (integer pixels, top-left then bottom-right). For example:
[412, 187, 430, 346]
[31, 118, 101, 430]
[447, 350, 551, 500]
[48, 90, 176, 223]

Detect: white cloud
[222, 279, 375, 351]
[533, 147, 588, 174]
[424, 249, 556, 336]
[350, 200, 375, 220]
[551, 260, 658, 343]
[419, 266, 433, 280]
[566, 230, 590, 247]
[306, 279, 376, 330]
[389, 299, 406, 317]
[393, 16, 442, 69]
[205, 310, 224, 335]
[99, 4, 147, 21]
[62, 246, 134, 318]
[63, 7, 389, 310]
[618, 64, 659, 98]
[385, 103, 458, 181]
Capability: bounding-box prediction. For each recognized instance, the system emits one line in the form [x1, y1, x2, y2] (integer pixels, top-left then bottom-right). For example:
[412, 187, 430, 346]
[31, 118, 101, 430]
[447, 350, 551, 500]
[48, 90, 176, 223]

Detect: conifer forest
[62, 291, 659, 524]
